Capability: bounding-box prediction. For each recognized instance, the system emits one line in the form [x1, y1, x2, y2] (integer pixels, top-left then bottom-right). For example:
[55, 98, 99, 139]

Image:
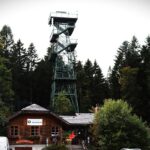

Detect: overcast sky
[0, 0, 150, 76]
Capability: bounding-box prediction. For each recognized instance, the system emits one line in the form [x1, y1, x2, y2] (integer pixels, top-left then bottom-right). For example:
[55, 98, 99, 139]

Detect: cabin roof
[8, 104, 94, 126]
[60, 113, 94, 125]
[21, 103, 49, 112]
[8, 104, 50, 121]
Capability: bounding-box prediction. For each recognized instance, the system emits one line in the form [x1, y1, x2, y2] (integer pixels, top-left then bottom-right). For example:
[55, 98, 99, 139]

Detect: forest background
[0, 25, 150, 134]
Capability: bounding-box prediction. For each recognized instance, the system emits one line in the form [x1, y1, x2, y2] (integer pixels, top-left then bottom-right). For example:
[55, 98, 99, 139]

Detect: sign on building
[27, 119, 43, 126]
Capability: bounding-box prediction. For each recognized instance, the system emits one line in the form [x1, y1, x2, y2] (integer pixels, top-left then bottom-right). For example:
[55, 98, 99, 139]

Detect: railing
[81, 140, 88, 150]
[53, 38, 77, 54]
[50, 11, 78, 19]
[70, 39, 78, 44]
[50, 28, 58, 41]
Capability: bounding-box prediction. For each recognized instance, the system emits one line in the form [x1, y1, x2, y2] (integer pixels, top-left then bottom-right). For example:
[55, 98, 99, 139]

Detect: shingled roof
[60, 113, 94, 125]
[8, 104, 49, 121]
[9, 104, 94, 126]
[21, 103, 49, 112]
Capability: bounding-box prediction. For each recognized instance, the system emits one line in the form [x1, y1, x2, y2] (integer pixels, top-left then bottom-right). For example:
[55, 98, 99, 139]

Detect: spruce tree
[0, 37, 14, 134]
[10, 40, 30, 110]
[91, 61, 109, 106]
[109, 41, 129, 99]
[138, 36, 150, 122]
[26, 43, 39, 72]
[0, 25, 14, 59]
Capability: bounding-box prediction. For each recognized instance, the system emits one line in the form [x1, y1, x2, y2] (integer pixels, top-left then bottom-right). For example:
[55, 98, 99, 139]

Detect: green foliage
[92, 99, 150, 150]
[0, 25, 14, 58]
[91, 61, 110, 106]
[138, 36, 150, 122]
[42, 144, 68, 150]
[120, 67, 142, 114]
[0, 56, 13, 105]
[108, 41, 129, 99]
[54, 91, 74, 115]
[1, 23, 150, 128]
[76, 60, 109, 112]
[76, 61, 86, 111]
[0, 34, 13, 134]
[10, 39, 27, 71]
[123, 36, 141, 68]
[9, 40, 40, 110]
[109, 36, 140, 99]
[32, 55, 52, 107]
[26, 43, 39, 72]
[0, 24, 110, 113]
[10, 39, 29, 109]
[0, 100, 10, 135]
[108, 36, 150, 123]
[0, 36, 4, 50]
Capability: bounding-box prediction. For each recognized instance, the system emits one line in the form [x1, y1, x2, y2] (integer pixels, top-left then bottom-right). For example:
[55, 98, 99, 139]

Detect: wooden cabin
[8, 104, 67, 150]
[8, 104, 94, 150]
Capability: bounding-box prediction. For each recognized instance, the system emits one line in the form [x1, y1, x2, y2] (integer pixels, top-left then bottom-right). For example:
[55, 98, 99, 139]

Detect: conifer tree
[91, 61, 109, 106]
[138, 36, 150, 122]
[32, 49, 52, 107]
[109, 41, 129, 99]
[26, 43, 39, 72]
[0, 36, 13, 134]
[0, 25, 14, 59]
[10, 40, 29, 110]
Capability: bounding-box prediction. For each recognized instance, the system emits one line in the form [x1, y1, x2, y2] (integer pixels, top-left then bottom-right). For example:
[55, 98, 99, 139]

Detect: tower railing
[50, 11, 78, 19]
[49, 11, 79, 113]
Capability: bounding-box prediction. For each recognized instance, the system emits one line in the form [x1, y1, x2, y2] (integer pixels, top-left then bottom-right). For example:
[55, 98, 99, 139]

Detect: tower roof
[49, 11, 78, 25]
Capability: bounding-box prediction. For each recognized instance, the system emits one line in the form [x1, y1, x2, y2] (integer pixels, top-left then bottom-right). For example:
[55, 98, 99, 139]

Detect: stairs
[67, 145, 83, 150]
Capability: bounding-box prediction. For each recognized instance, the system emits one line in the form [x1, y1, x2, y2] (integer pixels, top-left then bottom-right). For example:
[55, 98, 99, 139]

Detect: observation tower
[49, 11, 79, 113]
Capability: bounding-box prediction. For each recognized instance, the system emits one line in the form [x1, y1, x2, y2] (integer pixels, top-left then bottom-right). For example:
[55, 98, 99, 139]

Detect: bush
[91, 99, 150, 150]
[42, 144, 68, 150]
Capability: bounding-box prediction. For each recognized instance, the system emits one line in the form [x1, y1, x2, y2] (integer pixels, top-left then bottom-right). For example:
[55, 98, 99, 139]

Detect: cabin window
[51, 127, 59, 136]
[10, 126, 19, 136]
[31, 126, 40, 136]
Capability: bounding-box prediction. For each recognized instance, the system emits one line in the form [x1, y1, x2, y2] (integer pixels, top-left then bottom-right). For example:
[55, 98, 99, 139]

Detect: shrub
[91, 99, 150, 150]
[42, 144, 68, 150]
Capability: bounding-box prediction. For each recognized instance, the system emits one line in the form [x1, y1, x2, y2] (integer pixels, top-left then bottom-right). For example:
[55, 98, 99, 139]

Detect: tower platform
[49, 11, 78, 25]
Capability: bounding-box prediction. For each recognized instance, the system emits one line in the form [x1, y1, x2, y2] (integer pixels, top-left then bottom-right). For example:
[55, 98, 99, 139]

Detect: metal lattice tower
[49, 11, 79, 113]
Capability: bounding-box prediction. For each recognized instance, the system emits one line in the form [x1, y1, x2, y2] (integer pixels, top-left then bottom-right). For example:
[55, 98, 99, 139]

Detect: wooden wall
[8, 112, 63, 145]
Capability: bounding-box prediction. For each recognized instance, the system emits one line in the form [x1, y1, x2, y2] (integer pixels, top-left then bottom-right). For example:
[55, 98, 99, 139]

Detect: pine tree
[125, 36, 141, 68]
[10, 40, 29, 110]
[32, 49, 52, 108]
[138, 36, 150, 122]
[0, 25, 14, 59]
[10, 39, 27, 71]
[0, 44, 13, 106]
[82, 59, 93, 111]
[26, 43, 39, 72]
[109, 41, 129, 99]
[91, 61, 109, 106]
[119, 67, 141, 115]
[0, 37, 14, 134]
[76, 61, 86, 112]
[76, 59, 109, 112]
[109, 37, 141, 100]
